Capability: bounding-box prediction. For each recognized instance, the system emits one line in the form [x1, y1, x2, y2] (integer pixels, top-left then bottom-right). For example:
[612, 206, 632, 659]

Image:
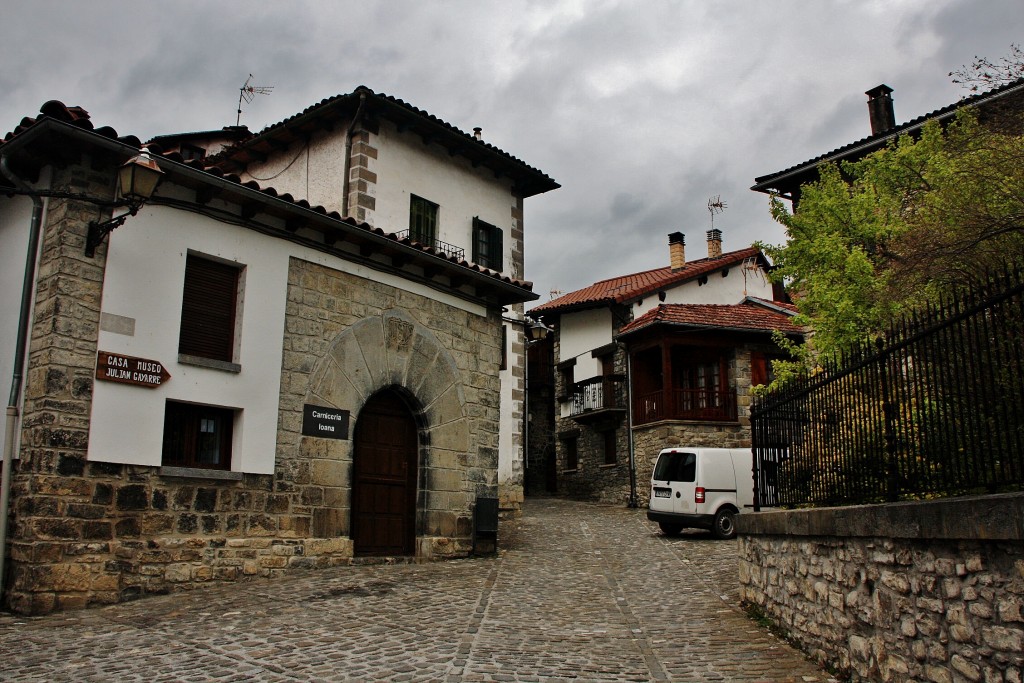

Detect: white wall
[89, 183, 486, 475]
[632, 264, 775, 318]
[240, 126, 349, 216]
[373, 121, 516, 273]
[558, 308, 613, 382]
[0, 193, 44, 455]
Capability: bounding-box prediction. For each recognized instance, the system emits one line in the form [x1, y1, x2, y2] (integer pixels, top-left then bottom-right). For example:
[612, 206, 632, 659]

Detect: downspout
[626, 351, 638, 508]
[0, 154, 44, 605]
[341, 92, 368, 218]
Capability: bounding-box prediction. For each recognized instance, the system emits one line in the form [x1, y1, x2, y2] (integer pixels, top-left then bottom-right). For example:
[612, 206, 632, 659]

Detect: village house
[529, 231, 801, 507]
[0, 87, 558, 614]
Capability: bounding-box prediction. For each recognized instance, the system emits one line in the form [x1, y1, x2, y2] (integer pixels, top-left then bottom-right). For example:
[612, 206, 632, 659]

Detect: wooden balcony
[634, 388, 738, 425]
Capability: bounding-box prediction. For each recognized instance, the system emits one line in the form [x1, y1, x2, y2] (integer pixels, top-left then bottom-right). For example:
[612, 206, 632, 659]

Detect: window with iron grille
[178, 254, 242, 363]
[472, 217, 503, 271]
[161, 401, 234, 469]
[409, 195, 438, 245]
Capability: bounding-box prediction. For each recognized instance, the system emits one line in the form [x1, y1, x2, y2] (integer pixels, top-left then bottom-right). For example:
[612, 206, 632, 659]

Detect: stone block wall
[737, 494, 1024, 682]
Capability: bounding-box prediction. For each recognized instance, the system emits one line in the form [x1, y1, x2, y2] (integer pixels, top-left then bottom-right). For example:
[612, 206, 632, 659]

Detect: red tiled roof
[1, 100, 536, 297]
[618, 299, 804, 337]
[531, 247, 764, 314]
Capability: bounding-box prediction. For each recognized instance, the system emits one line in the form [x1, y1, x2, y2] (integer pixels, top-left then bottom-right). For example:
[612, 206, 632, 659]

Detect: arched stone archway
[303, 308, 471, 555]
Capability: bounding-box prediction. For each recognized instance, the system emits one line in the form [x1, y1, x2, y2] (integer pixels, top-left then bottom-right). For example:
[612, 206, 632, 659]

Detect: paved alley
[0, 498, 832, 682]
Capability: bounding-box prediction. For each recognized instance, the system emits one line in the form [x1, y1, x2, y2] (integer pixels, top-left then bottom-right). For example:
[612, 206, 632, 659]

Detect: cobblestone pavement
[0, 498, 835, 682]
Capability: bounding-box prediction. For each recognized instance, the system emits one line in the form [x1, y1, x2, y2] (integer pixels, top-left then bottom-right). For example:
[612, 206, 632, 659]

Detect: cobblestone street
[0, 499, 833, 682]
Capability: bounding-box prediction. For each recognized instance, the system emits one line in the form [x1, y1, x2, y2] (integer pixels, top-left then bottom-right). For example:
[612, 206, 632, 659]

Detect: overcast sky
[2, 1, 1021, 307]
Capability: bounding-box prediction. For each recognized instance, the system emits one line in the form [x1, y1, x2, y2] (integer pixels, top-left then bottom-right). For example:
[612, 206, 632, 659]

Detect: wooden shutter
[179, 255, 239, 362]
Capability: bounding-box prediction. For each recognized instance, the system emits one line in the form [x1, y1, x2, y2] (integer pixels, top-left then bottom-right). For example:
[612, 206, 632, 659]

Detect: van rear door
[650, 450, 696, 516]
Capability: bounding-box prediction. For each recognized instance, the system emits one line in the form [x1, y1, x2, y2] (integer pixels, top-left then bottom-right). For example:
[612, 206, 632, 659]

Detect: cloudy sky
[2, 1, 1021, 306]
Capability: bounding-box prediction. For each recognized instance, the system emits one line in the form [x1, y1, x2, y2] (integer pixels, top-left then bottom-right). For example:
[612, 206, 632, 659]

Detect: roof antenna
[707, 195, 726, 229]
[237, 74, 274, 127]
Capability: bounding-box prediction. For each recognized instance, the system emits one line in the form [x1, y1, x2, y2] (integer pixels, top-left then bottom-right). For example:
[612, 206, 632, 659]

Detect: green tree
[759, 107, 1024, 371]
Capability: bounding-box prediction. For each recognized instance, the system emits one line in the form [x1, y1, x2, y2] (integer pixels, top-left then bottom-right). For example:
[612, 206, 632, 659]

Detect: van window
[653, 452, 696, 482]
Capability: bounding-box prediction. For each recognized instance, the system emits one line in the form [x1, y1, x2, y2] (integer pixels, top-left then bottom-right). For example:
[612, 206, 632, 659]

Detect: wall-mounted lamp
[85, 149, 164, 257]
[527, 319, 551, 343]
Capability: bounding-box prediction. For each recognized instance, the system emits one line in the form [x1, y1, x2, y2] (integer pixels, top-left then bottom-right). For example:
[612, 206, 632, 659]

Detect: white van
[646, 447, 755, 539]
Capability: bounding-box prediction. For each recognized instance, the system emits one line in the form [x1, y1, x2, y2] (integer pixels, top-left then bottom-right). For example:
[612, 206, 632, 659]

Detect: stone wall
[5, 168, 505, 614]
[737, 494, 1024, 682]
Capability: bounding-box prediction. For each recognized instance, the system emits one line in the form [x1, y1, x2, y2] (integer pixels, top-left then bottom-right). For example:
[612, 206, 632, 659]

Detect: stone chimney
[707, 229, 723, 258]
[866, 85, 896, 136]
[668, 232, 686, 270]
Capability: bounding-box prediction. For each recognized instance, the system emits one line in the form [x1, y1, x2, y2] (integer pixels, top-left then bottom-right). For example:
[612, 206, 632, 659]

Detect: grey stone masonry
[737, 494, 1024, 682]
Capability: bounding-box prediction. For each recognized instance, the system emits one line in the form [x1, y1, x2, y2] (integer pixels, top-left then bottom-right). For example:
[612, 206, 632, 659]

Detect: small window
[180, 144, 205, 162]
[162, 401, 234, 469]
[472, 217, 503, 271]
[564, 438, 579, 471]
[603, 430, 617, 465]
[409, 195, 438, 245]
[178, 254, 241, 363]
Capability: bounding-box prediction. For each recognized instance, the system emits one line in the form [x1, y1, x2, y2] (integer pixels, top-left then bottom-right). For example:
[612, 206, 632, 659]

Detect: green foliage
[759, 106, 1024, 380]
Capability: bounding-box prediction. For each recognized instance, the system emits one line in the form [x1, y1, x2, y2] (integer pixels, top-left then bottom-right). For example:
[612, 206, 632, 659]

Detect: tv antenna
[707, 195, 727, 229]
[237, 74, 274, 126]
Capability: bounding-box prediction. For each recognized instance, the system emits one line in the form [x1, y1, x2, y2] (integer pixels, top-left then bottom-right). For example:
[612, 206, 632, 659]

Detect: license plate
[654, 488, 671, 498]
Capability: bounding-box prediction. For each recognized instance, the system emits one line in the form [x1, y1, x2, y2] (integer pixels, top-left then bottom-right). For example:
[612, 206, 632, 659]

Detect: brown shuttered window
[178, 255, 240, 362]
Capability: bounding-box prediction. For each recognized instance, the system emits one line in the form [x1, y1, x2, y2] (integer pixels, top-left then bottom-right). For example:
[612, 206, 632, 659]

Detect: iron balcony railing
[634, 388, 738, 425]
[394, 230, 466, 261]
[567, 376, 625, 417]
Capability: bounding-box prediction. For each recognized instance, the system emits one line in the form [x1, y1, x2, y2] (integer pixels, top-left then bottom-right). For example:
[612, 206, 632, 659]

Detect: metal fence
[751, 268, 1024, 509]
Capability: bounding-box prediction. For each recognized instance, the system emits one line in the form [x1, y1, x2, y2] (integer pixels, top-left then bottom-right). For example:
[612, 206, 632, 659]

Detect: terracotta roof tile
[618, 300, 804, 337]
[531, 247, 764, 314]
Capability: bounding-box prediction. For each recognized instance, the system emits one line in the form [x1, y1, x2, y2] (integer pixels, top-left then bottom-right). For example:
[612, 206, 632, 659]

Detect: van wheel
[712, 509, 736, 540]
[658, 522, 683, 536]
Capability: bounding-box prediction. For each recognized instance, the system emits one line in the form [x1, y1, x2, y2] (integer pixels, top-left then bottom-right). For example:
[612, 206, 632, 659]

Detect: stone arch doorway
[351, 388, 419, 557]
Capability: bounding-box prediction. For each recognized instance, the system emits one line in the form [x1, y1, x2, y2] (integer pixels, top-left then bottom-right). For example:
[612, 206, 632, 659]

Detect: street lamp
[85, 149, 164, 257]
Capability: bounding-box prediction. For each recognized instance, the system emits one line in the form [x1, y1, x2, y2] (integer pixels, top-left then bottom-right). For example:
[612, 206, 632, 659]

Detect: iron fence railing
[394, 230, 465, 261]
[752, 268, 1024, 509]
[635, 388, 738, 425]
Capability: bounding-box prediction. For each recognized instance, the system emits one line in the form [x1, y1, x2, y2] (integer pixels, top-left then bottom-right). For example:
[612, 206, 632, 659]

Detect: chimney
[473, 127, 483, 141]
[866, 85, 896, 136]
[668, 232, 686, 270]
[707, 229, 723, 258]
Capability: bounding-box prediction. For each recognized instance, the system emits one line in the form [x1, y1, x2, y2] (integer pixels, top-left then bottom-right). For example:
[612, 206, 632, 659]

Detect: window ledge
[178, 354, 241, 374]
[562, 469, 579, 475]
[159, 466, 243, 481]
[600, 463, 618, 469]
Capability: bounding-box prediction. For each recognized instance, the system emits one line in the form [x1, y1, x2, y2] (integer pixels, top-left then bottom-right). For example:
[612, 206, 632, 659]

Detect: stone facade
[5, 182, 505, 613]
[737, 494, 1024, 683]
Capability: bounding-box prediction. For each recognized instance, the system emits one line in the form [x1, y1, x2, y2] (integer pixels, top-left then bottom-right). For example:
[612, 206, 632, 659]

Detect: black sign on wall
[302, 404, 350, 440]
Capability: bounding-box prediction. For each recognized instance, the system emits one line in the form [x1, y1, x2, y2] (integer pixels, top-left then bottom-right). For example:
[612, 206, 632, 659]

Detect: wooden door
[352, 390, 418, 556]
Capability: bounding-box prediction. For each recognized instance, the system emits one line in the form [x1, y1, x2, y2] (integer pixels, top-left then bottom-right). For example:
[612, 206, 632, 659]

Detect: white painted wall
[0, 193, 44, 455]
[498, 320, 520, 485]
[240, 126, 349, 216]
[373, 121, 516, 273]
[558, 308, 613, 382]
[90, 182, 487, 474]
[631, 264, 774, 317]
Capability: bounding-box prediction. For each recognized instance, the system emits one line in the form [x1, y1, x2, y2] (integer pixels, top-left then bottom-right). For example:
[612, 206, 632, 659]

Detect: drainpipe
[341, 92, 368, 218]
[626, 351, 638, 508]
[0, 154, 44, 605]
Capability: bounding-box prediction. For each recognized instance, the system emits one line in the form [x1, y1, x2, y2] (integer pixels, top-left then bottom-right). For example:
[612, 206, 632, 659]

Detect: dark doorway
[352, 389, 418, 556]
